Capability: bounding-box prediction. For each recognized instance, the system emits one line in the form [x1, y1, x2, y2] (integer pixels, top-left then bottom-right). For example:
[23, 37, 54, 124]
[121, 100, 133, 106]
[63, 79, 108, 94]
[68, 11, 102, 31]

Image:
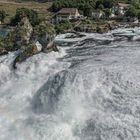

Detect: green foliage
[104, 8, 111, 18]
[0, 10, 6, 23]
[34, 22, 55, 37]
[51, 0, 96, 16]
[51, 0, 140, 16]
[10, 8, 40, 26]
[55, 21, 72, 34]
[96, 0, 115, 9]
[137, 10, 140, 19]
[125, 6, 137, 17]
[51, 0, 120, 16]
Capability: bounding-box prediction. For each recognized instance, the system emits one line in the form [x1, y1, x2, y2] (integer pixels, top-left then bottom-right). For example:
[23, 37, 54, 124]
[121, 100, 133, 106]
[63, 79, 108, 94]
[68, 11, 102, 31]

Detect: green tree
[125, 6, 137, 17]
[11, 8, 40, 26]
[0, 10, 6, 23]
[137, 10, 140, 19]
[103, 0, 114, 8]
[98, 4, 104, 10]
[104, 8, 111, 18]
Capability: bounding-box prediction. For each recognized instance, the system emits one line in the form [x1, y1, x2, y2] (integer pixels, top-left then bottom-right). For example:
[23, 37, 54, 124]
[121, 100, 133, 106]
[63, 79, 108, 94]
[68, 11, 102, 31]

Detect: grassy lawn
[0, 0, 52, 23]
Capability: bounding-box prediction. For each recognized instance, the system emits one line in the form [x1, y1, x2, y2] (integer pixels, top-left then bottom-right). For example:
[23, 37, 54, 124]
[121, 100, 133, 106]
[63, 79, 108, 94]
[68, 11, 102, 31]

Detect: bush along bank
[54, 20, 119, 34]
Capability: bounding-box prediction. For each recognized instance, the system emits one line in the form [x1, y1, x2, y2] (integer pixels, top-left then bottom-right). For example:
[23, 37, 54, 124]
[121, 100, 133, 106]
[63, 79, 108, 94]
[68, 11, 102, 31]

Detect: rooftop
[117, 3, 130, 7]
[57, 8, 78, 15]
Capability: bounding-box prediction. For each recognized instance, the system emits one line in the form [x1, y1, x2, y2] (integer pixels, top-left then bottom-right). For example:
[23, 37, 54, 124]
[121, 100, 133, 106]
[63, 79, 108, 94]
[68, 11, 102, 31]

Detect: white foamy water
[1, 28, 140, 140]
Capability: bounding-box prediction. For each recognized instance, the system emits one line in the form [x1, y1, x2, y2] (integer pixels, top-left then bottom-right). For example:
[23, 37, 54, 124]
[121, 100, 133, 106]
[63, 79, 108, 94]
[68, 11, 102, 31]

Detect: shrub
[10, 8, 41, 26]
[0, 10, 6, 23]
[55, 21, 72, 34]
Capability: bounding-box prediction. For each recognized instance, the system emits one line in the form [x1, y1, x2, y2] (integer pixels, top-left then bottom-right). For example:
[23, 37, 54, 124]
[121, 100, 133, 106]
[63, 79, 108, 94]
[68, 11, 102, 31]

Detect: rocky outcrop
[0, 16, 58, 68]
[13, 43, 39, 68]
[2, 17, 33, 52]
[42, 41, 58, 53]
[0, 47, 8, 55]
[74, 21, 118, 33]
[15, 17, 33, 47]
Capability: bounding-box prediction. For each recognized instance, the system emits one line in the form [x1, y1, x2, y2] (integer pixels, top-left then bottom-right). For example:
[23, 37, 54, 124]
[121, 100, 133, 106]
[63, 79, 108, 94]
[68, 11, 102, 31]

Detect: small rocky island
[0, 16, 58, 68]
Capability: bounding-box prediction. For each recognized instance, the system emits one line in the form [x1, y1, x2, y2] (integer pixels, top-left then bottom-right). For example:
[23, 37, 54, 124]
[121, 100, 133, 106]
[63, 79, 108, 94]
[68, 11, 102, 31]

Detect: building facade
[53, 8, 80, 23]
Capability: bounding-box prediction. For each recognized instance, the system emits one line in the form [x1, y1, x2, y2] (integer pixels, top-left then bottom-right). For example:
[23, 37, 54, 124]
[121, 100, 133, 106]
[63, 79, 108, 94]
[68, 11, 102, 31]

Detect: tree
[98, 4, 104, 10]
[125, 6, 137, 17]
[104, 8, 111, 18]
[103, 0, 114, 8]
[51, 0, 96, 16]
[137, 10, 140, 19]
[0, 10, 6, 23]
[10, 8, 40, 26]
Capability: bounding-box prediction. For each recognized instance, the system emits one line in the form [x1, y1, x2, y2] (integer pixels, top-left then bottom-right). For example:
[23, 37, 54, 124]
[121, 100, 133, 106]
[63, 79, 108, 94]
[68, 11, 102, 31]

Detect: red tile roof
[57, 8, 78, 15]
[118, 3, 130, 7]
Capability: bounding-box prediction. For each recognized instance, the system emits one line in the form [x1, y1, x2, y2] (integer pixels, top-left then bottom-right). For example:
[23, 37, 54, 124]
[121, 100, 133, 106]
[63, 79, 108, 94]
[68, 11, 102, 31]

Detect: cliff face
[15, 17, 33, 47]
[0, 16, 58, 68]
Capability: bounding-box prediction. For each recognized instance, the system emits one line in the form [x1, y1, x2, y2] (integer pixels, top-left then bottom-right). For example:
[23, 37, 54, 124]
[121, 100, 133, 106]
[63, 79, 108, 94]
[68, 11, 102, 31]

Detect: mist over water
[1, 27, 140, 140]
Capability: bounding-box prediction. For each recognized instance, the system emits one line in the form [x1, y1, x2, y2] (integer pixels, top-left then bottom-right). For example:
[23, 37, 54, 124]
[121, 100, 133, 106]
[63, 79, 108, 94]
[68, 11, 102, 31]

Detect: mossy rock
[13, 43, 39, 68]
[42, 41, 58, 53]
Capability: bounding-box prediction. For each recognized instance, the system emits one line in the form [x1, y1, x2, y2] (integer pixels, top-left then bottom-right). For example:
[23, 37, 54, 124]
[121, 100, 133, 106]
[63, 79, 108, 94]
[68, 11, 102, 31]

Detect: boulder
[3, 16, 33, 52]
[15, 16, 33, 47]
[32, 22, 55, 46]
[65, 32, 86, 39]
[0, 47, 8, 55]
[42, 41, 58, 53]
[13, 43, 40, 68]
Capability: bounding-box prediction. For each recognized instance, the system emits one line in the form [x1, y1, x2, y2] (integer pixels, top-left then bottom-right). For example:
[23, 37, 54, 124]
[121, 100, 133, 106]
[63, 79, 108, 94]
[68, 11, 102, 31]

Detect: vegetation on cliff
[0, 7, 57, 67]
[10, 8, 41, 26]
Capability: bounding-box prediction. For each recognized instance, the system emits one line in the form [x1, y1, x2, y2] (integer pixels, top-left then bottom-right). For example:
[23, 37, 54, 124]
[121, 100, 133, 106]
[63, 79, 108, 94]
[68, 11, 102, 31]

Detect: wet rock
[38, 33, 51, 48]
[42, 41, 58, 53]
[33, 22, 55, 46]
[13, 43, 40, 68]
[0, 47, 8, 55]
[2, 16, 33, 52]
[65, 32, 86, 39]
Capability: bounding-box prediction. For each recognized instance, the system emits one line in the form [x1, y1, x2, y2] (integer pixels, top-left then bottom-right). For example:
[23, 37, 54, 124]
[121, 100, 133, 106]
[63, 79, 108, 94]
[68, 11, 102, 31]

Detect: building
[53, 8, 80, 23]
[112, 3, 130, 16]
[91, 10, 105, 19]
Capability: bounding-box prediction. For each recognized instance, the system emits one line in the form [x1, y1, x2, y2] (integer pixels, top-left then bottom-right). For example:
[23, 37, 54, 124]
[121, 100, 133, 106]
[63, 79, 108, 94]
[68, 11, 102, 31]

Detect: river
[0, 27, 140, 140]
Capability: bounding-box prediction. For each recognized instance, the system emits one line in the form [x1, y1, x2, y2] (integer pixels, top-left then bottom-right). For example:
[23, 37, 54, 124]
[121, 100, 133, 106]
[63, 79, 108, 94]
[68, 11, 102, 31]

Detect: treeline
[10, 8, 41, 26]
[51, 0, 114, 16]
[51, 0, 140, 16]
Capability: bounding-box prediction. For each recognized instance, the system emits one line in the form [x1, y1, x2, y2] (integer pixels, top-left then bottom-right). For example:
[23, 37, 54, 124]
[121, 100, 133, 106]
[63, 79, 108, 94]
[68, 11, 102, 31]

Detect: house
[53, 8, 80, 23]
[112, 3, 129, 16]
[91, 10, 105, 19]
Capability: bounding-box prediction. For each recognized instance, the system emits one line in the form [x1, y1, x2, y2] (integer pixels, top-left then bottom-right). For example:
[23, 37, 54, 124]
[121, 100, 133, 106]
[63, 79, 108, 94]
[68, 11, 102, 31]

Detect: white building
[54, 8, 81, 23]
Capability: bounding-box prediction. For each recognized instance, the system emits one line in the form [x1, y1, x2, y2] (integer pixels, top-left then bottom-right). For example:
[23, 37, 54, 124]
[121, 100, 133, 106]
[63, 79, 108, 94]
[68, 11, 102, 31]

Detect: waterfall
[0, 27, 140, 140]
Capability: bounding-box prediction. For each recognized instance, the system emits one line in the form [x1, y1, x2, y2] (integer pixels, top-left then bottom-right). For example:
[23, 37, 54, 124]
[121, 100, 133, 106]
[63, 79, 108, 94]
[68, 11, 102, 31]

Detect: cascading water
[1, 27, 140, 140]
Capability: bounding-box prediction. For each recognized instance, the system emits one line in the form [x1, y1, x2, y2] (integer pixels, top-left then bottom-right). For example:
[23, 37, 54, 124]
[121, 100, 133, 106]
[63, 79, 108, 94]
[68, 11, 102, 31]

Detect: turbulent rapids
[0, 27, 140, 140]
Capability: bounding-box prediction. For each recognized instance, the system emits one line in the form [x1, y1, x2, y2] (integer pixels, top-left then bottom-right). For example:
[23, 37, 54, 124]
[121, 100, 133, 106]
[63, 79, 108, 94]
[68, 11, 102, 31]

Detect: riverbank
[55, 19, 140, 34]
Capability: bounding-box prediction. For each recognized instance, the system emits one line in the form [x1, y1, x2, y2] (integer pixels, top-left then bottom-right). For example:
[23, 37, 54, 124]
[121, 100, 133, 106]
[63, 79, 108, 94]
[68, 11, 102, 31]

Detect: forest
[51, 0, 140, 16]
